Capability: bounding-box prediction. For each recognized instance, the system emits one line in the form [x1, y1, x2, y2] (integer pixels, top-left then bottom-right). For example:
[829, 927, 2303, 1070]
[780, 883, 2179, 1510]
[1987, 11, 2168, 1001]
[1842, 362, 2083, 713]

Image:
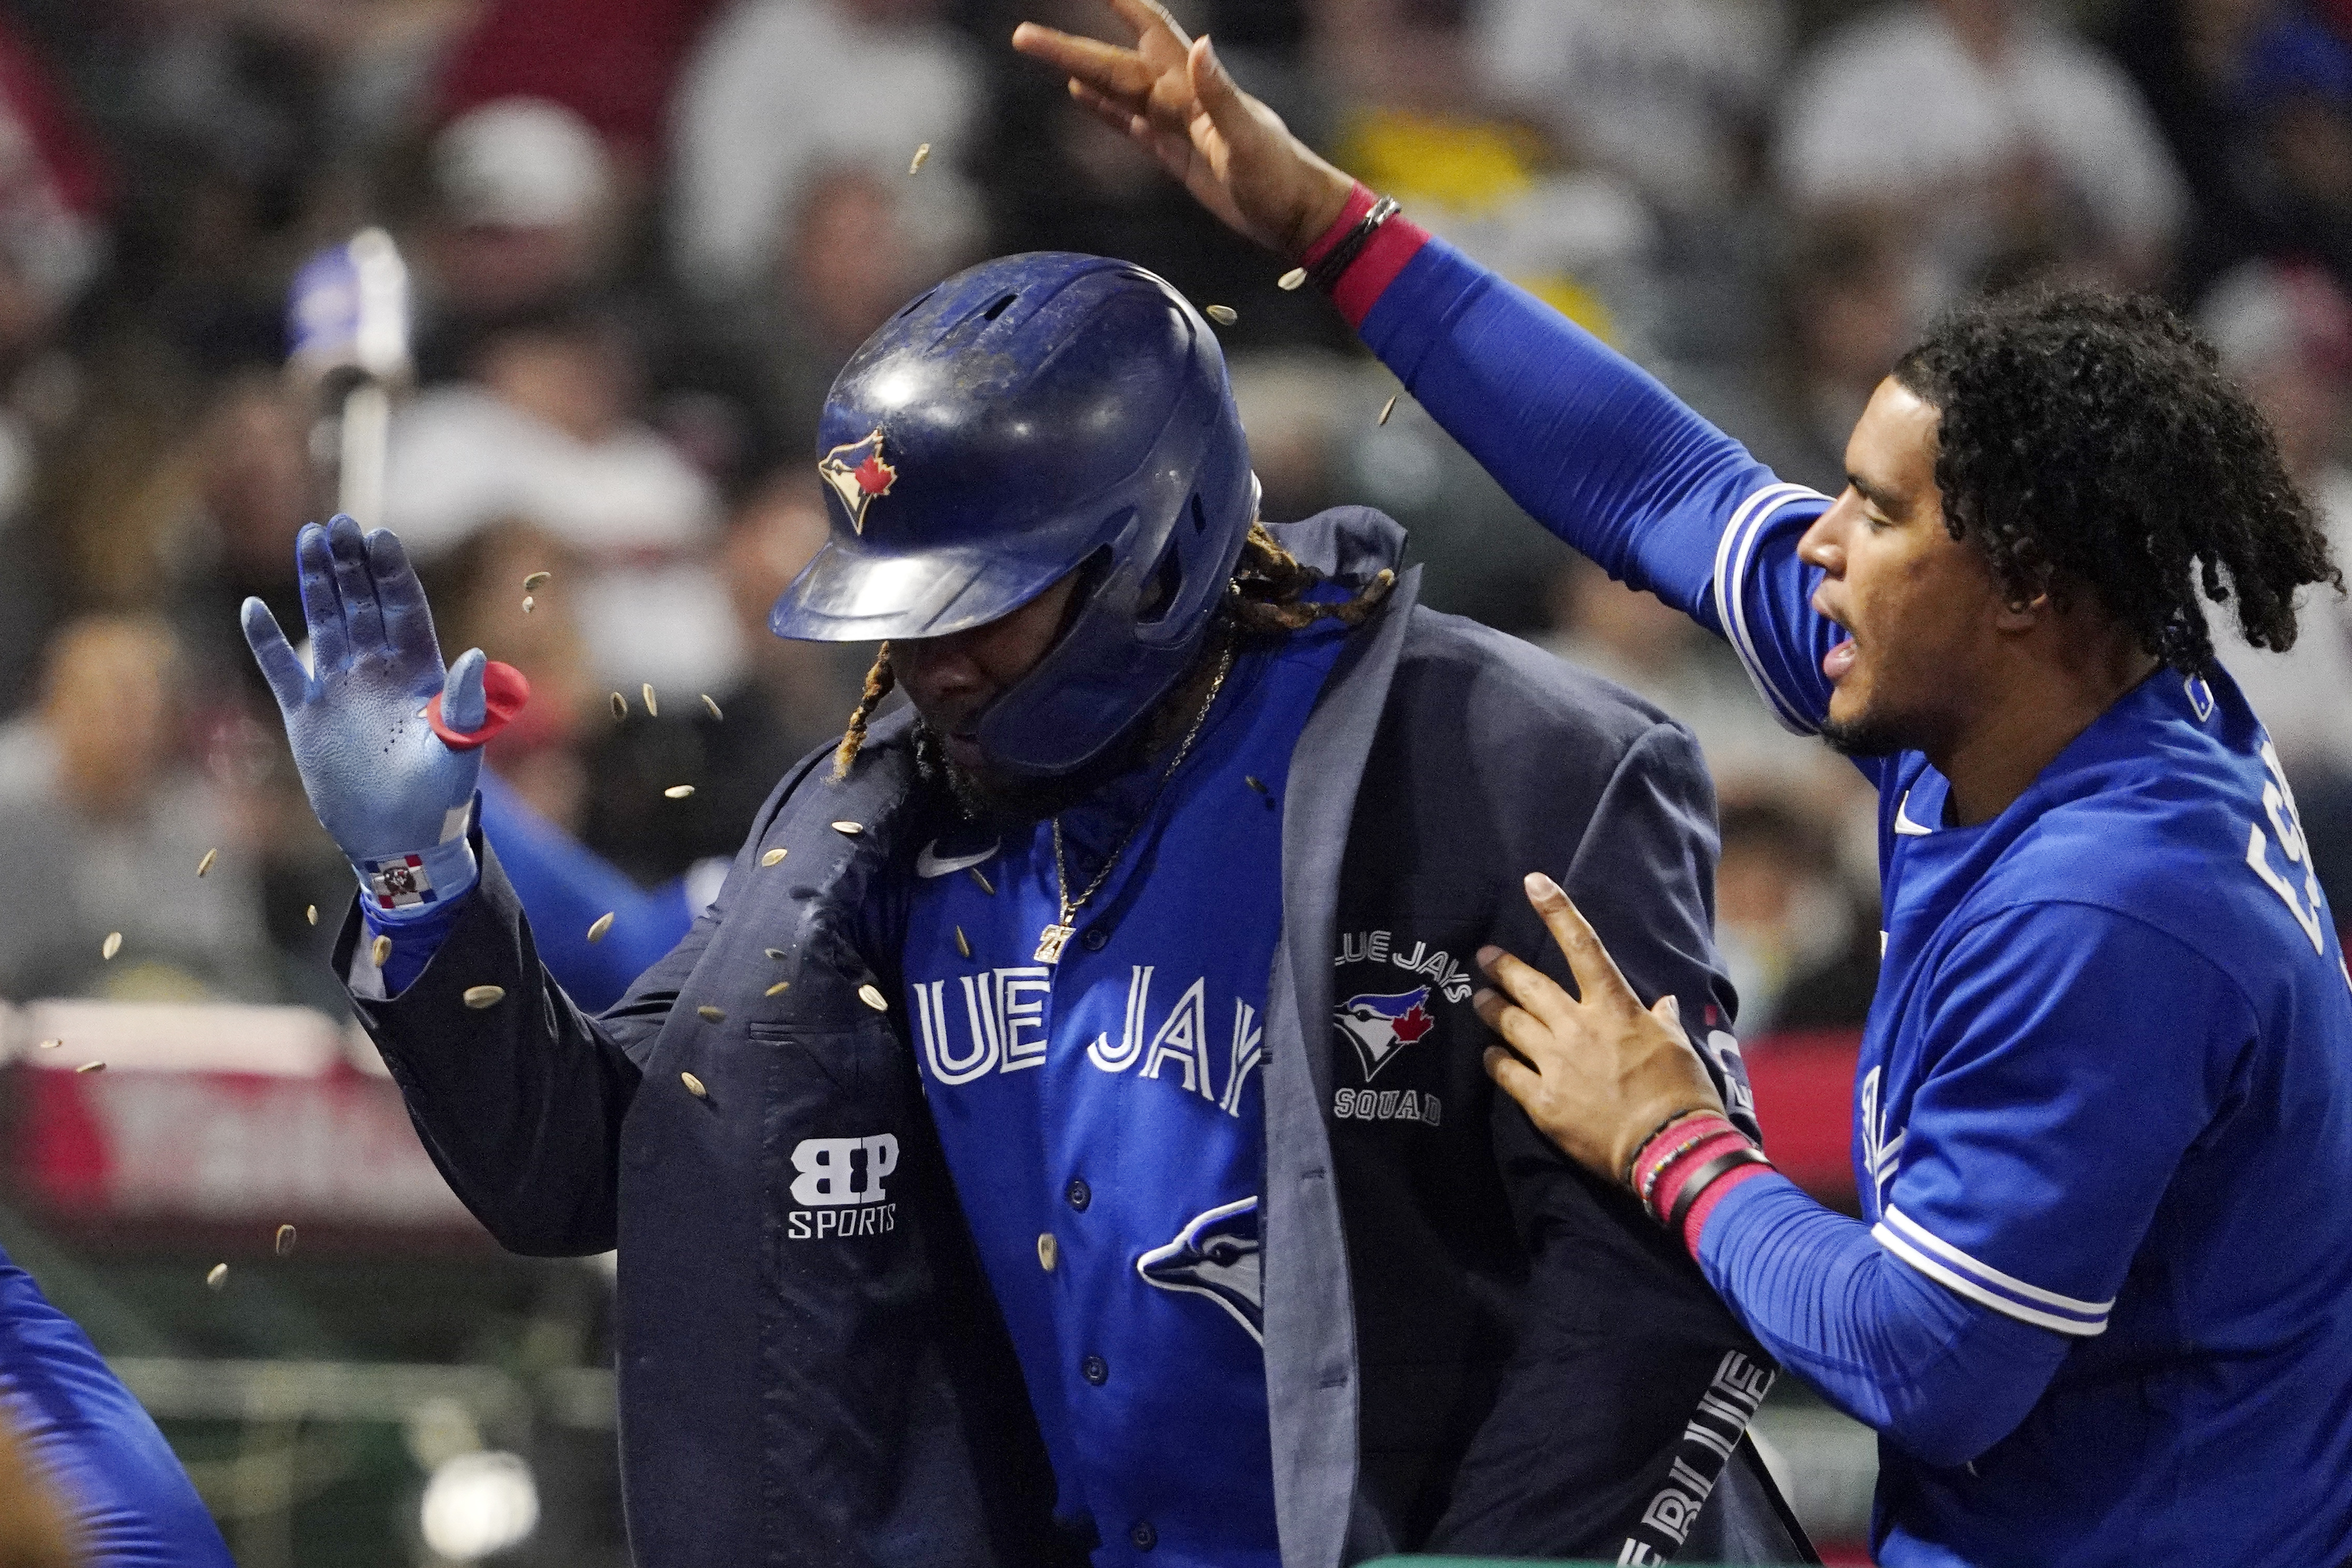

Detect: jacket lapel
[1260, 509, 1421, 1568]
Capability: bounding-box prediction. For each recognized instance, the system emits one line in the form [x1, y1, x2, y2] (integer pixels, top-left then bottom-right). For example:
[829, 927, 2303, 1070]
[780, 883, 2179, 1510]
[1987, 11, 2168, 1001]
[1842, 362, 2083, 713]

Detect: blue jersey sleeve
[1873, 904, 2248, 1337]
[1356, 237, 1842, 737]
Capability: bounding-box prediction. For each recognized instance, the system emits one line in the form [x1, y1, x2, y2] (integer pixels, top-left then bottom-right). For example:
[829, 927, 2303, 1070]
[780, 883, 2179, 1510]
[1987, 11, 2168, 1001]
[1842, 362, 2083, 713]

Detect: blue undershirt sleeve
[1696, 1172, 2072, 1467]
[1355, 237, 1842, 735]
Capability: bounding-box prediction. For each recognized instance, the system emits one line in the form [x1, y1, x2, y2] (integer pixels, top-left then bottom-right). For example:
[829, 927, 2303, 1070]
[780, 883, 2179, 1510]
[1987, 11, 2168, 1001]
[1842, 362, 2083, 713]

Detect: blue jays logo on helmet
[765, 251, 1255, 780]
[817, 428, 896, 534]
[1137, 1196, 1262, 1342]
[1333, 986, 1435, 1080]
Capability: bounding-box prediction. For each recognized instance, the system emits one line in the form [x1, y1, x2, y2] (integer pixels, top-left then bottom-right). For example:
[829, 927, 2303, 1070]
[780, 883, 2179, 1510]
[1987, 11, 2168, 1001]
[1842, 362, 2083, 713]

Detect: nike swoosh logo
[1893, 791, 1934, 837]
[916, 839, 1001, 878]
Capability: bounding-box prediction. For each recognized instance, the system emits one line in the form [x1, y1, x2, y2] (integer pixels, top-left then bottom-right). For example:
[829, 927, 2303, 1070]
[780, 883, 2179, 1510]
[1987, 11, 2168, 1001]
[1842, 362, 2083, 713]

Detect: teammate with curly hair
[1020, 4, 2352, 1564]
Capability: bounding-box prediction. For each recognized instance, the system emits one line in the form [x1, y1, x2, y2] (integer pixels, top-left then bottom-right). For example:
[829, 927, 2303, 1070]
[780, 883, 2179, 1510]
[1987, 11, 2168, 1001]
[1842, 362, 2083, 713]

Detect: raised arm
[1014, 1, 1843, 734]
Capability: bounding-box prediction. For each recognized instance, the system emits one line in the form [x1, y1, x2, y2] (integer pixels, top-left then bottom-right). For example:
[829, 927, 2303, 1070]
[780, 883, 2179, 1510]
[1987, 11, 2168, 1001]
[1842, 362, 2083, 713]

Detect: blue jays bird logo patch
[1138, 1197, 1263, 1342]
[1333, 986, 1434, 1079]
[818, 428, 897, 533]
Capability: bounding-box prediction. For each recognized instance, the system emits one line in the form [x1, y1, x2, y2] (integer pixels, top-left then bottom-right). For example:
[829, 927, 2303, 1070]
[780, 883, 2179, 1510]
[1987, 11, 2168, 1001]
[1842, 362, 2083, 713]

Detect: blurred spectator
[2216, 5, 2352, 294]
[1471, 0, 1788, 218]
[2104, 0, 2287, 293]
[580, 466, 871, 884]
[0, 613, 274, 1002]
[1316, 0, 1657, 342]
[380, 302, 743, 695]
[436, 0, 725, 179]
[669, 0, 983, 302]
[2197, 257, 2352, 899]
[1716, 794, 1880, 1034]
[411, 97, 622, 377]
[1540, 550, 1848, 798]
[1777, 0, 2187, 303]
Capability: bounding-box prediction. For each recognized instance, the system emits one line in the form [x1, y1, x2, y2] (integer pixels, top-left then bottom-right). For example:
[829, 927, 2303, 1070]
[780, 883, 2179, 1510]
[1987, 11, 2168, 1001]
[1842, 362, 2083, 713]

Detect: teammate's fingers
[1473, 942, 1577, 1029]
[241, 597, 309, 710]
[1070, 80, 1153, 141]
[326, 514, 387, 654]
[1470, 986, 1558, 1065]
[1483, 1045, 1544, 1108]
[1186, 34, 1253, 143]
[295, 522, 350, 672]
[1011, 22, 1158, 104]
[1522, 873, 1641, 1013]
[1103, 0, 1191, 48]
[366, 528, 441, 668]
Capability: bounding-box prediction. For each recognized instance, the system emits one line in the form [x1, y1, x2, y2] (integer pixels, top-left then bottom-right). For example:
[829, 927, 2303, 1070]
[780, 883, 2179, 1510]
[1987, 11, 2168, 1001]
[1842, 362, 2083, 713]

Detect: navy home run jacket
[337, 509, 1811, 1567]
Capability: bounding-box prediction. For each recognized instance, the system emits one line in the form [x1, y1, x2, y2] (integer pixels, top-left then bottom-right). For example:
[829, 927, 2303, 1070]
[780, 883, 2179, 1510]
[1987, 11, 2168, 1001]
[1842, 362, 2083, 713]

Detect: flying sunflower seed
[681, 1070, 708, 1098]
[523, 571, 551, 592]
[968, 866, 994, 896]
[701, 693, 723, 721]
[462, 984, 506, 1009]
[610, 692, 628, 721]
[76, 1060, 104, 1074]
[586, 911, 615, 944]
[206, 1263, 229, 1290]
[305, 904, 318, 926]
[36, 1038, 58, 1050]
[274, 1224, 297, 1257]
[766, 980, 790, 997]
[101, 932, 121, 960]
[641, 683, 659, 717]
[1205, 304, 1237, 325]
[1246, 774, 1269, 794]
[1378, 394, 1398, 426]
[761, 847, 787, 867]
[764, 947, 787, 960]
[196, 847, 218, 878]
[521, 594, 536, 614]
[831, 820, 863, 836]
[1278, 267, 1308, 291]
[664, 784, 696, 799]
[697, 1005, 726, 1023]
[370, 934, 392, 969]
[955, 925, 971, 959]
[909, 142, 931, 175]
[858, 984, 889, 1013]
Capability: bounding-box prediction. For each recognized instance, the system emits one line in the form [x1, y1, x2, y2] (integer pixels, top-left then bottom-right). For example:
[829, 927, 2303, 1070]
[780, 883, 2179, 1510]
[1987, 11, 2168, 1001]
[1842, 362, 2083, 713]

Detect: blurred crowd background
[2, 0, 2351, 1562]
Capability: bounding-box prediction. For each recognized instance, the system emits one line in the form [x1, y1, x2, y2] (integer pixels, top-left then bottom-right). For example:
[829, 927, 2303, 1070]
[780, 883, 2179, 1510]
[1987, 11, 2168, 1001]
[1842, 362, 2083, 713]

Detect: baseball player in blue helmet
[247, 251, 1808, 1565]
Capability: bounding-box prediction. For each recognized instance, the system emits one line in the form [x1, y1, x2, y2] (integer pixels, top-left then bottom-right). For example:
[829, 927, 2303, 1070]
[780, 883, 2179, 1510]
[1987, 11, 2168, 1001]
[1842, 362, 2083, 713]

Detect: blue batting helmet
[767, 252, 1255, 778]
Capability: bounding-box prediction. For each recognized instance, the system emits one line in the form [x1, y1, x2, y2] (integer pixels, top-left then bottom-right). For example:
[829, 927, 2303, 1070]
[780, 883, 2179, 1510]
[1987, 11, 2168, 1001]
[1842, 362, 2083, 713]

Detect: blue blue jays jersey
[898, 624, 1349, 1568]
[1711, 485, 2352, 1567]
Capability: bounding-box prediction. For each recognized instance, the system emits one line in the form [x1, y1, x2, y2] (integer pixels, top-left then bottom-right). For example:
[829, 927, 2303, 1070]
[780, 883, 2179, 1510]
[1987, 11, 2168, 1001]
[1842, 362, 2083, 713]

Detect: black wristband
[1663, 1145, 1771, 1238]
[1307, 195, 1399, 293]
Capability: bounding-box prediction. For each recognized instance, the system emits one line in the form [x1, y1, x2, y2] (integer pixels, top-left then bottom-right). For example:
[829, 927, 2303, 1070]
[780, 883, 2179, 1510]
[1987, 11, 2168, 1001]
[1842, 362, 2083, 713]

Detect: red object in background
[435, 0, 726, 173]
[0, 15, 109, 217]
[1743, 1027, 1864, 1207]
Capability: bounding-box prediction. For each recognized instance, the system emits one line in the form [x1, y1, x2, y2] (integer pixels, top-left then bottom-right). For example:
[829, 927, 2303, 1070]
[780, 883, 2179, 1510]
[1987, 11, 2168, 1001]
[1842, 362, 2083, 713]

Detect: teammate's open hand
[1476, 873, 1726, 1184]
[1012, 0, 1354, 258]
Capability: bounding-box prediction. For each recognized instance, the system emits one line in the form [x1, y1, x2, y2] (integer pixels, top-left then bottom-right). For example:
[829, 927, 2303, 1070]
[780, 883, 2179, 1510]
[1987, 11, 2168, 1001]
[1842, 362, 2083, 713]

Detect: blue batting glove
[244, 515, 491, 919]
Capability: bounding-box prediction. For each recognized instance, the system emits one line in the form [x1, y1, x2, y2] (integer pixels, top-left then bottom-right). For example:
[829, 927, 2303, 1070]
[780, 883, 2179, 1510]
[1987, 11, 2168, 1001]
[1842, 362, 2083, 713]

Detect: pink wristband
[1298, 181, 1431, 330]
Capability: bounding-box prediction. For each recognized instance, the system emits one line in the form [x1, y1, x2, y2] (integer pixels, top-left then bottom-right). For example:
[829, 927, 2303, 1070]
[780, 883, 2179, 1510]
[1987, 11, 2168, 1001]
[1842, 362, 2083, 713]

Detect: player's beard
[912, 715, 1149, 826]
[1817, 711, 1913, 758]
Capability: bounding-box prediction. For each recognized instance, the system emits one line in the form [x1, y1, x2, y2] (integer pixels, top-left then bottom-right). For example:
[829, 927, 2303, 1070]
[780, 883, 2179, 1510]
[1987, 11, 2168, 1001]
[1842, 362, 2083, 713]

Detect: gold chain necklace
[1034, 643, 1237, 964]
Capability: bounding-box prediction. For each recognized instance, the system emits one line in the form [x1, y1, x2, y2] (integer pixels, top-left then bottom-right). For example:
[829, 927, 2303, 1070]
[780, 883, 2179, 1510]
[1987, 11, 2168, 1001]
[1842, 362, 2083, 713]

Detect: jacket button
[1065, 1177, 1091, 1212]
[1081, 928, 1109, 952]
[1036, 1233, 1058, 1271]
[1080, 1354, 1108, 1386]
[1129, 1521, 1156, 1551]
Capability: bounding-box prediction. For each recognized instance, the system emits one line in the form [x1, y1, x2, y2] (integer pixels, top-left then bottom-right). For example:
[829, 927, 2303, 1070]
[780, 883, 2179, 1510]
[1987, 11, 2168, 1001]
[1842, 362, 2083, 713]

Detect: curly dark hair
[1892, 286, 2342, 674]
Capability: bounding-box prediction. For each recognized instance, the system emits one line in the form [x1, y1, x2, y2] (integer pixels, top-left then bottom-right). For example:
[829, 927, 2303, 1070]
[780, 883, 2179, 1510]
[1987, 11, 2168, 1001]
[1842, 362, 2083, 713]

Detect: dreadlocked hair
[1893, 286, 2342, 674]
[832, 641, 895, 781]
[1224, 522, 1397, 637]
[828, 525, 1398, 776]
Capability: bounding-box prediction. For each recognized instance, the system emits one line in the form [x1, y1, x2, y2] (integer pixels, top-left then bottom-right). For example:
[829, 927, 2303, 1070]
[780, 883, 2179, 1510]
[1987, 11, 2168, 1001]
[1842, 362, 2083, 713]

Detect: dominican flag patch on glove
[364, 854, 439, 910]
